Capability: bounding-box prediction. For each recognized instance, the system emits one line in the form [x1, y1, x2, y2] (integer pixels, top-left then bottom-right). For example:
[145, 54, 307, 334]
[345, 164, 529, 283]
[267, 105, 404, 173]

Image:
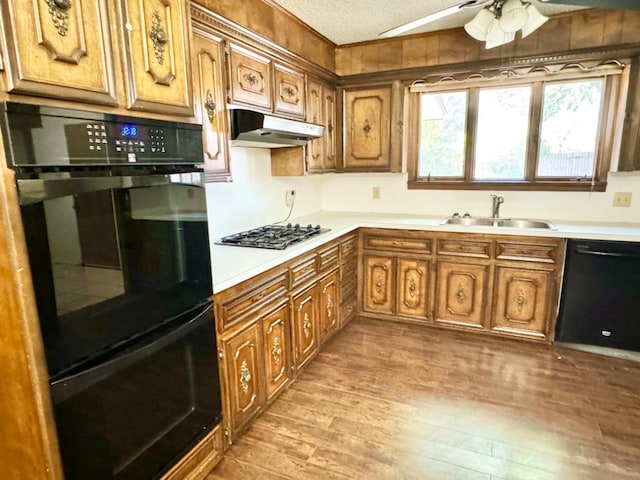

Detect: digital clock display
[121, 125, 138, 137]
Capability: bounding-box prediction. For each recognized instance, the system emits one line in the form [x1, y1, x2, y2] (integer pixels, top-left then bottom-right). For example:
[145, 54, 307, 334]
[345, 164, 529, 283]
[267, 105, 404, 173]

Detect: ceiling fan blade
[379, 0, 493, 38]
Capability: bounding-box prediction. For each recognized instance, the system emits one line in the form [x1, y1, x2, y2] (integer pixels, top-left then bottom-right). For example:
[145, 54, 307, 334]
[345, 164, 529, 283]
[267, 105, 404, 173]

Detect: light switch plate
[613, 192, 632, 207]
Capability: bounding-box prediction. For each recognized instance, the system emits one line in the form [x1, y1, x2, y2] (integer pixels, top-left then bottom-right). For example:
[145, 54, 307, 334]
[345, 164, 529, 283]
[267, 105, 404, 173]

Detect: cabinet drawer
[219, 272, 288, 330]
[364, 233, 432, 253]
[341, 298, 357, 325]
[496, 241, 560, 264]
[437, 238, 492, 258]
[340, 234, 358, 257]
[318, 244, 339, 272]
[289, 253, 318, 289]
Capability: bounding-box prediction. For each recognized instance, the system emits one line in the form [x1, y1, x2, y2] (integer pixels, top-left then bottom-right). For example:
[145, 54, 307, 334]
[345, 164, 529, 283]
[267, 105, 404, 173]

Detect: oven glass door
[18, 172, 212, 377]
[50, 302, 221, 480]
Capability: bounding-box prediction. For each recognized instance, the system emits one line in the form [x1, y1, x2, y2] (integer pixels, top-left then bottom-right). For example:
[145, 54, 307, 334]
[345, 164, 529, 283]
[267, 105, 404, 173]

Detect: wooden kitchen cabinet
[120, 0, 193, 115]
[342, 85, 401, 172]
[292, 284, 319, 372]
[228, 43, 272, 111]
[191, 27, 231, 182]
[220, 321, 263, 438]
[363, 254, 395, 315]
[324, 87, 338, 170]
[261, 303, 291, 401]
[397, 258, 430, 320]
[0, 0, 193, 114]
[319, 270, 340, 343]
[434, 260, 489, 329]
[340, 233, 358, 326]
[0, 0, 117, 105]
[274, 63, 305, 119]
[305, 78, 337, 173]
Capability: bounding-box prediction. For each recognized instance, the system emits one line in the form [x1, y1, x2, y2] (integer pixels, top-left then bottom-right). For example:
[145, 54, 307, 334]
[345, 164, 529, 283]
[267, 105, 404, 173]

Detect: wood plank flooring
[207, 318, 640, 480]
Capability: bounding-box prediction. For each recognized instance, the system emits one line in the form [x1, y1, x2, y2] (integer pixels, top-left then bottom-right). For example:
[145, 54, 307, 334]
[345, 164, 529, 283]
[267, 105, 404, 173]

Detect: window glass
[418, 91, 467, 178]
[537, 79, 603, 177]
[475, 86, 531, 180]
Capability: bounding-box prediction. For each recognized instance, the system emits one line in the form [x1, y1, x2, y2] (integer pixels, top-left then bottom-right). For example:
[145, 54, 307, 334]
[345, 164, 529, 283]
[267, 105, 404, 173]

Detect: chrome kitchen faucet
[491, 194, 504, 219]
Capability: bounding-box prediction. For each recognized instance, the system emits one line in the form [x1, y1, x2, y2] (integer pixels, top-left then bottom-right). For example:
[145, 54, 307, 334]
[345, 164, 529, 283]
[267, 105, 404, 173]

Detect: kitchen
[1, 0, 640, 479]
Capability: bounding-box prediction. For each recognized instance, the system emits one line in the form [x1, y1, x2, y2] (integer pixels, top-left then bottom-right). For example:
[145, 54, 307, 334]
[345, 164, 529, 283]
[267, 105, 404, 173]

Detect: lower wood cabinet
[319, 270, 339, 343]
[434, 260, 489, 329]
[160, 424, 223, 480]
[261, 304, 290, 400]
[292, 284, 319, 372]
[221, 321, 263, 437]
[363, 254, 395, 315]
[397, 258, 430, 319]
[491, 265, 554, 339]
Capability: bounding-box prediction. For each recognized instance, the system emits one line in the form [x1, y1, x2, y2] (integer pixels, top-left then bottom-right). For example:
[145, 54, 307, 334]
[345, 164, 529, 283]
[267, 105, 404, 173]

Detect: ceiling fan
[379, 0, 640, 49]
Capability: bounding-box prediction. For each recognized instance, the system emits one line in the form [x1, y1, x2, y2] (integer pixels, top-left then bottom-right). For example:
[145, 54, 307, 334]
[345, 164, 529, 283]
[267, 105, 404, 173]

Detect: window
[408, 64, 625, 191]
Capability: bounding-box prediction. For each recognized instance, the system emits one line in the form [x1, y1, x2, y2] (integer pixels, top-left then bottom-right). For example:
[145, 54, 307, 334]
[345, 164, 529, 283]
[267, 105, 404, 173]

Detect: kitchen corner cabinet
[191, 29, 231, 182]
[120, 0, 193, 115]
[0, 0, 117, 105]
[306, 78, 337, 173]
[341, 83, 401, 172]
[340, 233, 358, 325]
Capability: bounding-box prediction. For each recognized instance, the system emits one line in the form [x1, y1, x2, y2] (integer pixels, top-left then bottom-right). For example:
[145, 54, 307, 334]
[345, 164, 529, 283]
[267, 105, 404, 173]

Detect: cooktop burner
[217, 223, 330, 250]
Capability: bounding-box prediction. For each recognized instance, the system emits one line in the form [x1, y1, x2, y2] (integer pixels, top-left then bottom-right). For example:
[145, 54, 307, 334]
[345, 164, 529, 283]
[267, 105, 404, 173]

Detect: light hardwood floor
[208, 317, 640, 480]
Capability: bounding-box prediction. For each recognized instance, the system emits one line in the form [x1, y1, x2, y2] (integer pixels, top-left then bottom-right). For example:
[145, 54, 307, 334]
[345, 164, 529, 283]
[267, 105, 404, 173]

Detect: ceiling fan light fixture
[485, 18, 515, 49]
[521, 3, 549, 38]
[499, 0, 528, 32]
[464, 8, 495, 41]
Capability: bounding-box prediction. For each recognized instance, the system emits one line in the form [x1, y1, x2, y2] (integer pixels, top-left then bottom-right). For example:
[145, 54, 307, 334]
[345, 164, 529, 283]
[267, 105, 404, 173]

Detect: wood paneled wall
[335, 10, 640, 76]
[195, 0, 336, 72]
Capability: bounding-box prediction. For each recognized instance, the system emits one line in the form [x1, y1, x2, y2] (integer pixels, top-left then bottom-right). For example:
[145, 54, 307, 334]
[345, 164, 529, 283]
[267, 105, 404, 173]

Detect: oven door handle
[50, 302, 213, 404]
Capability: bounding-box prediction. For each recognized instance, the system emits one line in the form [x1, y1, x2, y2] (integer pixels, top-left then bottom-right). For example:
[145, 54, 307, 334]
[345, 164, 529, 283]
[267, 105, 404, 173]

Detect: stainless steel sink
[442, 217, 495, 226]
[442, 217, 555, 229]
[496, 219, 554, 229]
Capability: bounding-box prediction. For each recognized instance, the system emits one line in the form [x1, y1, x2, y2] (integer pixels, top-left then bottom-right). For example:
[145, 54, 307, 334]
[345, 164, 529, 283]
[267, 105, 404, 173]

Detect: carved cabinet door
[363, 254, 394, 315]
[222, 323, 263, 438]
[397, 257, 430, 321]
[319, 271, 340, 343]
[306, 78, 325, 173]
[491, 266, 553, 339]
[119, 0, 193, 115]
[228, 43, 272, 111]
[261, 303, 290, 401]
[292, 285, 318, 373]
[274, 63, 305, 119]
[435, 260, 489, 329]
[192, 29, 230, 182]
[343, 86, 392, 171]
[0, 0, 117, 105]
[324, 87, 337, 171]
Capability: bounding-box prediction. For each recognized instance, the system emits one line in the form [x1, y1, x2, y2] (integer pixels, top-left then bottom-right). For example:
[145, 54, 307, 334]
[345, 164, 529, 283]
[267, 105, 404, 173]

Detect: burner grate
[217, 223, 329, 250]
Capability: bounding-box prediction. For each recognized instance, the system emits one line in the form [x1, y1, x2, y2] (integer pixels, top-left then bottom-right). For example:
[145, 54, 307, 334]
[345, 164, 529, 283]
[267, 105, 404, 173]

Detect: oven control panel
[2, 102, 203, 168]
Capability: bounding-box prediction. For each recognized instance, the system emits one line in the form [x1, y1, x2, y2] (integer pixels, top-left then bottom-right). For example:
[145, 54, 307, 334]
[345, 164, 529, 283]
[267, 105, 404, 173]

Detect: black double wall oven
[2, 102, 222, 480]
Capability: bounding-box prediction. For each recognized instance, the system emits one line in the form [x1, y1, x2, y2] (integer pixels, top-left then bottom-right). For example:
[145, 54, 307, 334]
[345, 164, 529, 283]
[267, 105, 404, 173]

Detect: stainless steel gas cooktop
[217, 223, 329, 250]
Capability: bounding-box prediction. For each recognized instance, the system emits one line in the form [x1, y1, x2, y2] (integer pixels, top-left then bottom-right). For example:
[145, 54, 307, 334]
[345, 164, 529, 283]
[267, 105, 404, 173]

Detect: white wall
[205, 147, 324, 239]
[319, 171, 640, 223]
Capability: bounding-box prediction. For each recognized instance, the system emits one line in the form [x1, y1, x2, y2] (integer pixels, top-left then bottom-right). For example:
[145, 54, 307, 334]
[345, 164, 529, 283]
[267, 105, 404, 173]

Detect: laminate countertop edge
[210, 211, 640, 293]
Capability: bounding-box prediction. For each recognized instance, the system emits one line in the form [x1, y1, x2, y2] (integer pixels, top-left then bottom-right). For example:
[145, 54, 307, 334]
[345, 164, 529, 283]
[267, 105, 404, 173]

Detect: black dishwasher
[556, 239, 640, 352]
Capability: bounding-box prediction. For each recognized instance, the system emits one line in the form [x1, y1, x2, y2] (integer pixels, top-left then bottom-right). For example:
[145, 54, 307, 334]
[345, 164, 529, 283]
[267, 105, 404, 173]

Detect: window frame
[406, 65, 626, 192]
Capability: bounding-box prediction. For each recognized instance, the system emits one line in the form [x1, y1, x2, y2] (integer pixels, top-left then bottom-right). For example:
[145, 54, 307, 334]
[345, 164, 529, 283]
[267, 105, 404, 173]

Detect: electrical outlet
[613, 192, 632, 207]
[285, 189, 296, 208]
[372, 186, 380, 200]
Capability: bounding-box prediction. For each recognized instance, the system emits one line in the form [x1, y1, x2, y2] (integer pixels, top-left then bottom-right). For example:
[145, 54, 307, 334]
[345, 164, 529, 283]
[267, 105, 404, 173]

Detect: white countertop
[210, 211, 640, 293]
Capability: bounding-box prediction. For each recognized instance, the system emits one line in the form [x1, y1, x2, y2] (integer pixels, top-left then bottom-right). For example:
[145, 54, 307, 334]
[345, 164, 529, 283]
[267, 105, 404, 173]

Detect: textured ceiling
[270, 0, 584, 45]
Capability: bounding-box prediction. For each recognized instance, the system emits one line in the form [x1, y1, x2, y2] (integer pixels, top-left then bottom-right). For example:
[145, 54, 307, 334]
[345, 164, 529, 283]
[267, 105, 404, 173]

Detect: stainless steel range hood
[230, 109, 324, 148]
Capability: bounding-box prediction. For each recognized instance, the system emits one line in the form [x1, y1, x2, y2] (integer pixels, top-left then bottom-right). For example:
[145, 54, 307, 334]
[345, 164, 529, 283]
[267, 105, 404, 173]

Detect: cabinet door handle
[252, 292, 266, 302]
[204, 90, 216, 121]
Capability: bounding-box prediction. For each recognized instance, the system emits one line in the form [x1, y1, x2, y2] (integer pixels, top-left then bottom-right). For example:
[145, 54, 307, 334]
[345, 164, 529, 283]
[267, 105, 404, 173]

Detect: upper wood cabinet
[324, 87, 337, 170]
[119, 0, 193, 115]
[341, 84, 402, 172]
[228, 43, 272, 111]
[0, 0, 117, 105]
[0, 0, 193, 113]
[191, 29, 231, 182]
[306, 78, 325, 172]
[274, 63, 305, 119]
